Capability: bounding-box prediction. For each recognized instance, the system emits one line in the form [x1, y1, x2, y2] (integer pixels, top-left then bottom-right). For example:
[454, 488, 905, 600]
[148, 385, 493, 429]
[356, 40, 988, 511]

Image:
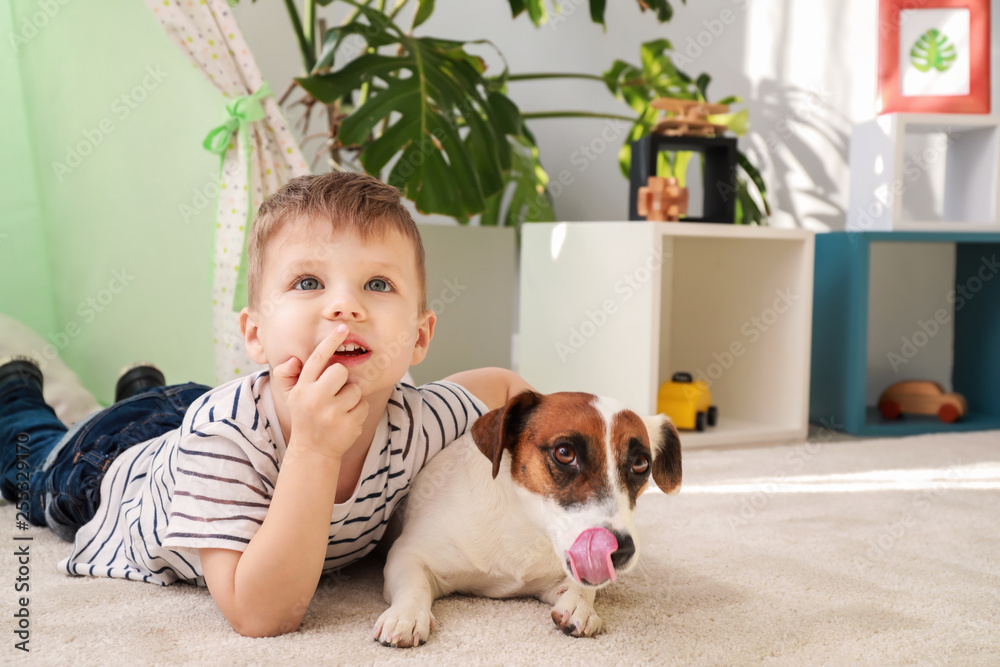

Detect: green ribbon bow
[202, 81, 273, 312]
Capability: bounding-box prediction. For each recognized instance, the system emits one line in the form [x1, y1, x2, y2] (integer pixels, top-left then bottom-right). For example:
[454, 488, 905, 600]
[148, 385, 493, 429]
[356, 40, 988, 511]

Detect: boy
[0, 172, 531, 637]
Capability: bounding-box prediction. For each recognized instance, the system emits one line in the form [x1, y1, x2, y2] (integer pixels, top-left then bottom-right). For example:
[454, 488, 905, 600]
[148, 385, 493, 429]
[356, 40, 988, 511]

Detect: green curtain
[0, 0, 238, 403]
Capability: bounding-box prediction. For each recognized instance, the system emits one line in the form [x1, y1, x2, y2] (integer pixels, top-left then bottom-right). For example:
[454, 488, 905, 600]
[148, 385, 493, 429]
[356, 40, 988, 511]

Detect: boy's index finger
[300, 324, 350, 385]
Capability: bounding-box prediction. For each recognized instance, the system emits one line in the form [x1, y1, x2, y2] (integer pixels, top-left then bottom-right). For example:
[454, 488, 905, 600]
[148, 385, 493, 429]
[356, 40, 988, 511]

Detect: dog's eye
[631, 454, 650, 475]
[553, 444, 576, 466]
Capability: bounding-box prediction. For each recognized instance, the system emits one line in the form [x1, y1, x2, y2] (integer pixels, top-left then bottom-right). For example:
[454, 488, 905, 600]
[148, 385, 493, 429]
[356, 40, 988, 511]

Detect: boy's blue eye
[366, 278, 392, 293]
[294, 277, 322, 291]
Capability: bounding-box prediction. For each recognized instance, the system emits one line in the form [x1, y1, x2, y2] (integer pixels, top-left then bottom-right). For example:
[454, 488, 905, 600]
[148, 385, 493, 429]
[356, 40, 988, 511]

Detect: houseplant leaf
[481, 135, 555, 226]
[505, 0, 683, 26]
[525, 0, 547, 25]
[640, 0, 679, 22]
[589, 0, 607, 26]
[709, 109, 750, 136]
[413, 0, 436, 29]
[506, 0, 527, 18]
[737, 152, 770, 216]
[298, 53, 401, 102]
[314, 20, 400, 72]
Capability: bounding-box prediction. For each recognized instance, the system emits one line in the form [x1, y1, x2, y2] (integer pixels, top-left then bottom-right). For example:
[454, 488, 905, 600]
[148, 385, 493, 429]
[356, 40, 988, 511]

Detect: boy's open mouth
[335, 343, 369, 358]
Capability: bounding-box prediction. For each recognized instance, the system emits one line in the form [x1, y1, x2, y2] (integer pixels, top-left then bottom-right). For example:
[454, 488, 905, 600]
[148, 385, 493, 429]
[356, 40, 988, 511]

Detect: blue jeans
[0, 375, 210, 541]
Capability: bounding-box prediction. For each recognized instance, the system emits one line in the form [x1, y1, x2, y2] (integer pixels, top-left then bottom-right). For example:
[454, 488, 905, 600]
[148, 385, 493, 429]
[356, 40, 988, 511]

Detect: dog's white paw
[550, 588, 603, 637]
[373, 605, 435, 648]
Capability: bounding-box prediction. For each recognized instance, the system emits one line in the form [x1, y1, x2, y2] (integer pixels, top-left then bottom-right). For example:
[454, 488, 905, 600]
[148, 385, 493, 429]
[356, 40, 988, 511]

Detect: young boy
[0, 171, 531, 637]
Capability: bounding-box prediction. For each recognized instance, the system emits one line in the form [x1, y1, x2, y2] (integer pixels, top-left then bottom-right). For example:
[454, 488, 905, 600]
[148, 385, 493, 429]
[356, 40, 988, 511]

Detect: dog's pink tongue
[567, 527, 618, 585]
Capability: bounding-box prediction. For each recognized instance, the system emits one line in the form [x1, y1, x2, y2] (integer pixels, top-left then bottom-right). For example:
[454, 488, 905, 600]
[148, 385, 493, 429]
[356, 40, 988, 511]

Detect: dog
[373, 390, 682, 647]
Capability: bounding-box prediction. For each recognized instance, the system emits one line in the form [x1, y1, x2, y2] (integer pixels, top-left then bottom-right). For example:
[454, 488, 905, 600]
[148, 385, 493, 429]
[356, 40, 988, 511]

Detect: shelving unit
[811, 231, 1000, 436]
[848, 113, 1000, 232]
[519, 222, 815, 448]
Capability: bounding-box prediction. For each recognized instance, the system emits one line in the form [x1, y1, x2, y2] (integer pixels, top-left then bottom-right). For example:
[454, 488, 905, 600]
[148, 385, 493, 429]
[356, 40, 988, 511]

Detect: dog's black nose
[610, 532, 635, 569]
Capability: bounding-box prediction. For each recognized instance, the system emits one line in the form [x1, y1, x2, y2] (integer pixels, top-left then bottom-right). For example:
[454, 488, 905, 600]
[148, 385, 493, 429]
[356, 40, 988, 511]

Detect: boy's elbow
[202, 547, 307, 638]
[229, 612, 304, 638]
[503, 369, 534, 400]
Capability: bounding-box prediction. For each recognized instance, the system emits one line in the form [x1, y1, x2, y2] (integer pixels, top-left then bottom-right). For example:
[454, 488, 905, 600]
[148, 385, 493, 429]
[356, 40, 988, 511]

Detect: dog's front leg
[374, 551, 439, 648]
[540, 579, 603, 637]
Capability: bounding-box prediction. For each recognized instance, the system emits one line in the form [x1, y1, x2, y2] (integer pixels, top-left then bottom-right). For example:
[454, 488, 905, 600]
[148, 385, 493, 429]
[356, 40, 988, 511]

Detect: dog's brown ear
[471, 390, 542, 479]
[644, 415, 682, 494]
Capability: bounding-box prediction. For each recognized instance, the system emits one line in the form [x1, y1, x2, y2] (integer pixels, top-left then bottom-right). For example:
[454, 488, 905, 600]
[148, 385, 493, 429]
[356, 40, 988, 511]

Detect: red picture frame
[878, 0, 990, 114]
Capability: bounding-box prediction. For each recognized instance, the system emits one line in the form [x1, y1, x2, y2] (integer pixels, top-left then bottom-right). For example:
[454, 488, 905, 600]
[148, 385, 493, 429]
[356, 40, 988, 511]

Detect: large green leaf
[301, 4, 516, 221]
[298, 53, 401, 102]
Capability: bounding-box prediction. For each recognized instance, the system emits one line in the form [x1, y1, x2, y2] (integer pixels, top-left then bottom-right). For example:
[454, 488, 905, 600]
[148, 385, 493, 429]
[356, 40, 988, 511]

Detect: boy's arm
[200, 447, 343, 637]
[200, 327, 366, 637]
[442, 367, 535, 411]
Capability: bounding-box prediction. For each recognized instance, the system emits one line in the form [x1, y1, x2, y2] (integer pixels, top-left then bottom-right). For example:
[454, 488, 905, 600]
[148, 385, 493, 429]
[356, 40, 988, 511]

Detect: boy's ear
[239, 307, 268, 365]
[409, 308, 437, 366]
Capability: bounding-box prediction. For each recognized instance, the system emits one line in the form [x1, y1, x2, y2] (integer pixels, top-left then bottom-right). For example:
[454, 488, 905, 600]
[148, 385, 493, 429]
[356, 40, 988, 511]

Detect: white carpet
[3, 428, 998, 665]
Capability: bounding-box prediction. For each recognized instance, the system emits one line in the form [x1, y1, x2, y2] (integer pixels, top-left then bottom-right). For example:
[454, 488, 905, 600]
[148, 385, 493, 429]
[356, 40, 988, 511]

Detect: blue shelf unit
[811, 231, 1000, 437]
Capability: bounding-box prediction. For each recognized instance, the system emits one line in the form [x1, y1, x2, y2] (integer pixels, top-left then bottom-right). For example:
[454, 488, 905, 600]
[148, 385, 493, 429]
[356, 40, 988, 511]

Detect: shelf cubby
[519, 222, 815, 448]
[811, 231, 1000, 436]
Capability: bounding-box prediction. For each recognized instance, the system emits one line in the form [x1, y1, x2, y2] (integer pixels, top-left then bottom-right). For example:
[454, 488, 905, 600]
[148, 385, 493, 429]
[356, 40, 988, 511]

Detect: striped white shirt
[58, 371, 486, 586]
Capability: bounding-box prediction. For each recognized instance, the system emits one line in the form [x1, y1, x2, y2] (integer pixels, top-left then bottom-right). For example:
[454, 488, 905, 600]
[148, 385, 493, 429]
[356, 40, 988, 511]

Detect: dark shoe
[115, 363, 166, 403]
[0, 355, 43, 393]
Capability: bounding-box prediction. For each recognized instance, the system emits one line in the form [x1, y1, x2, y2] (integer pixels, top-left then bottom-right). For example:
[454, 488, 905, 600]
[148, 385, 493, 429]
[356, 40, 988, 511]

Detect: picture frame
[877, 0, 990, 114]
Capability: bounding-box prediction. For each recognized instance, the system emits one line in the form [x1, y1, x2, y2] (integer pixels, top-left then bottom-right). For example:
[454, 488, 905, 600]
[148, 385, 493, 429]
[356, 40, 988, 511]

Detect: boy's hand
[272, 324, 369, 460]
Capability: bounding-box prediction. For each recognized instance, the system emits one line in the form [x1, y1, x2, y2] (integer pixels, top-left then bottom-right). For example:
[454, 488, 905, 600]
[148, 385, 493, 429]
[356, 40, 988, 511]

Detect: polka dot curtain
[145, 0, 309, 383]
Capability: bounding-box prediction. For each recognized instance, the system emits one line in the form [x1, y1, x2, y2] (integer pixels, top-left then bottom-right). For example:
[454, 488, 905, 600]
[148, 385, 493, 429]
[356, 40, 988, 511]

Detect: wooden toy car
[657, 372, 718, 432]
[877, 380, 967, 423]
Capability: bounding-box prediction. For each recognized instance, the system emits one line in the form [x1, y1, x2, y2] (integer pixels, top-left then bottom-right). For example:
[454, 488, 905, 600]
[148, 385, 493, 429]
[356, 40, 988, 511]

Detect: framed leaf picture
[877, 0, 990, 114]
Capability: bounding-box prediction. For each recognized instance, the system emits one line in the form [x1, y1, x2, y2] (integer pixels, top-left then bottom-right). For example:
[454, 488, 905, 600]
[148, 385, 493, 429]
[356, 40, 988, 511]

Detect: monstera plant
[233, 0, 768, 225]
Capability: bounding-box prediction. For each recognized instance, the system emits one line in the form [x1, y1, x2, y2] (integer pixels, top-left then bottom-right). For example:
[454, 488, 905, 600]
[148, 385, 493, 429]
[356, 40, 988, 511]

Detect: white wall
[231, 0, 1000, 230]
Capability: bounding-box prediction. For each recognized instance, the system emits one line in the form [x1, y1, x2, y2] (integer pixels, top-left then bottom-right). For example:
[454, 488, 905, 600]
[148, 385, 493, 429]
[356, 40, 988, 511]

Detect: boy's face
[240, 217, 434, 401]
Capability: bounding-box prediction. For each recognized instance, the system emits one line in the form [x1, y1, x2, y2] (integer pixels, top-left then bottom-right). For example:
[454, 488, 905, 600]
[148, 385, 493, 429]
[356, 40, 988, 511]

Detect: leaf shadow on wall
[747, 79, 851, 230]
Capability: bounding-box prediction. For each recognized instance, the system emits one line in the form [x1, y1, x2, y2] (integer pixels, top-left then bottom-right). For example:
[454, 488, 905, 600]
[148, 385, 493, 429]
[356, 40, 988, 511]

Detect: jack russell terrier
[374, 390, 682, 647]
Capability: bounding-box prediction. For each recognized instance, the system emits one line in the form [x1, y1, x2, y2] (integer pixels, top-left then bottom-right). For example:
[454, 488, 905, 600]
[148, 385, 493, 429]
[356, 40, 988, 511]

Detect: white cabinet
[519, 222, 815, 448]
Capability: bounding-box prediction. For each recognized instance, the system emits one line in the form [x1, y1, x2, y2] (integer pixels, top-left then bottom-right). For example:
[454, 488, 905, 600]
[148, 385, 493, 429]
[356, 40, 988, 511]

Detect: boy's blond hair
[247, 172, 427, 312]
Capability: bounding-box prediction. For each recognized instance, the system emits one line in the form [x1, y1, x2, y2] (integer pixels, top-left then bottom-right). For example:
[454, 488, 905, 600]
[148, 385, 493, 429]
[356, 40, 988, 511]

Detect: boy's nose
[322, 288, 366, 321]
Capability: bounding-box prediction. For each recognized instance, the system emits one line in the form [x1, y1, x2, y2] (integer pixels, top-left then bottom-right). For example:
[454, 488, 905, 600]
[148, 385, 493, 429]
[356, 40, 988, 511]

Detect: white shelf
[847, 113, 1000, 233]
[519, 222, 815, 448]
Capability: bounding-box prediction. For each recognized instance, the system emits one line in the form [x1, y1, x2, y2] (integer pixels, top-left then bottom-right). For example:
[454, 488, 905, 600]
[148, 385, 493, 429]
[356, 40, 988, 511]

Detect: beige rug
[3, 428, 998, 665]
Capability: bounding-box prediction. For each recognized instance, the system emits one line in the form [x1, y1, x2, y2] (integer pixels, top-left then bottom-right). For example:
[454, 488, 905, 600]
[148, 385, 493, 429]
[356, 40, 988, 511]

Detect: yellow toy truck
[657, 372, 718, 432]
